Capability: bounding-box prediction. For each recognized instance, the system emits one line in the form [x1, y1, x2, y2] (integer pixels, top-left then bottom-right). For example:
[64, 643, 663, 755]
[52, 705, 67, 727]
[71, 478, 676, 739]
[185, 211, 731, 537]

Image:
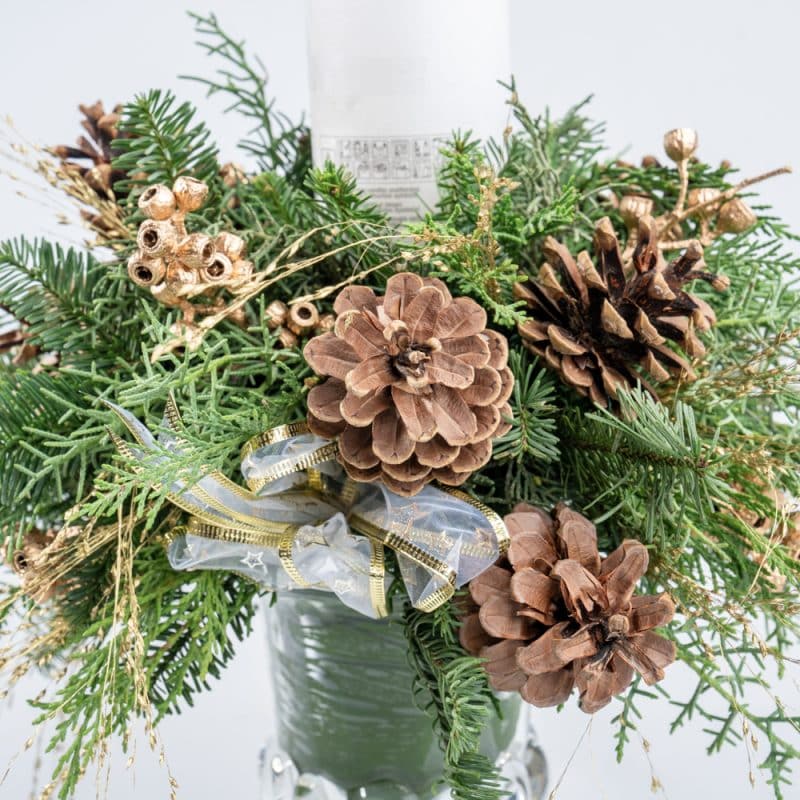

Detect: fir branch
[403, 599, 506, 800]
[491, 350, 560, 501]
[185, 12, 311, 184]
[435, 132, 580, 260]
[491, 81, 607, 260]
[419, 161, 528, 329]
[114, 89, 220, 195]
[563, 387, 730, 545]
[0, 238, 136, 368]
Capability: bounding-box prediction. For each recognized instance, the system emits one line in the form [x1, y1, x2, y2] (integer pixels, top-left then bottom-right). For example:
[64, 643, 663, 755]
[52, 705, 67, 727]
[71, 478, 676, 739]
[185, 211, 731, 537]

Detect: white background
[1, 1, 799, 798]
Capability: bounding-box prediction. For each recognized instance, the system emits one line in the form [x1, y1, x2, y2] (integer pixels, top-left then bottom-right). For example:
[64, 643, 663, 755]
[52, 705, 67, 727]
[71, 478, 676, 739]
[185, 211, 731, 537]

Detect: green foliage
[185, 12, 311, 185]
[489, 350, 560, 502]
[114, 89, 220, 196]
[403, 598, 506, 800]
[490, 81, 607, 261]
[1, 15, 799, 800]
[35, 540, 258, 799]
[0, 238, 137, 368]
[0, 370, 90, 541]
[563, 388, 729, 544]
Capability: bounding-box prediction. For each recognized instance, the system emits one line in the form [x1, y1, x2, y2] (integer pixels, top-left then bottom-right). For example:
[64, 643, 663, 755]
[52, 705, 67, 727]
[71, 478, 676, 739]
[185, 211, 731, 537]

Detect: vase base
[259, 707, 547, 800]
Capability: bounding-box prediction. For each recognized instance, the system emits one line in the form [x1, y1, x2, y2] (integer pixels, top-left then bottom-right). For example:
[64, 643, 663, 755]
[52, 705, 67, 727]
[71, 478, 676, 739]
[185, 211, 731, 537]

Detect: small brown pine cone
[303, 272, 514, 496]
[461, 503, 676, 713]
[52, 101, 130, 199]
[515, 216, 726, 408]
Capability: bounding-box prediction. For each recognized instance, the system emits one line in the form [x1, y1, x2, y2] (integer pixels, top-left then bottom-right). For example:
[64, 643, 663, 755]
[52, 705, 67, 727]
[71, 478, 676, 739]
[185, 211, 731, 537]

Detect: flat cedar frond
[185, 12, 311, 184]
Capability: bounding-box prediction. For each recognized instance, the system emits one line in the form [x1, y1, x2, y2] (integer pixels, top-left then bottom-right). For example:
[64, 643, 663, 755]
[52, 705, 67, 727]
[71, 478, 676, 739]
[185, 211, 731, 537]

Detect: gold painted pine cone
[303, 273, 514, 497]
[515, 215, 727, 408]
[460, 503, 676, 713]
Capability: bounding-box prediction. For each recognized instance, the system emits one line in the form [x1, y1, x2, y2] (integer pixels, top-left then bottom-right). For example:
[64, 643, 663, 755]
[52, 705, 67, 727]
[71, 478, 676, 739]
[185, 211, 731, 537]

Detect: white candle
[307, 0, 511, 222]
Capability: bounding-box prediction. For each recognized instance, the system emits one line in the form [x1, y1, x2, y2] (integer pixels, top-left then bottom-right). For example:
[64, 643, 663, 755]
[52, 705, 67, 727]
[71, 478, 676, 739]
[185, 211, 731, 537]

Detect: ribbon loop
[108, 402, 508, 619]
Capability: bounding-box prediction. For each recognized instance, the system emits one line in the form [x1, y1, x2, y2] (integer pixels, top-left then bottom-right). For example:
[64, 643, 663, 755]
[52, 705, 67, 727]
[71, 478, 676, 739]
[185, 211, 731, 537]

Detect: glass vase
[260, 590, 547, 799]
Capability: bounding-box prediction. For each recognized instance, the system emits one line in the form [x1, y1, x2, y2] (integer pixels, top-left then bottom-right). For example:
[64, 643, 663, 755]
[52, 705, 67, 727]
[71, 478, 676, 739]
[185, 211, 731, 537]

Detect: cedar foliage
[0, 11, 798, 800]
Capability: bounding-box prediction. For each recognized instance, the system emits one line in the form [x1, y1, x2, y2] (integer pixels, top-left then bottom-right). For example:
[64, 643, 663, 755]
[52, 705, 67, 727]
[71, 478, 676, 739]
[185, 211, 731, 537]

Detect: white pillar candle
[307, 0, 511, 222]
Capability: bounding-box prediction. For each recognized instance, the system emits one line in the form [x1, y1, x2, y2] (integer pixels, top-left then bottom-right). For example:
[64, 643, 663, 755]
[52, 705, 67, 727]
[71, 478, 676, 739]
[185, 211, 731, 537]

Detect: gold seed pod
[176, 233, 216, 269]
[200, 252, 233, 283]
[128, 253, 166, 287]
[265, 299, 289, 330]
[687, 187, 722, 220]
[229, 259, 253, 287]
[717, 197, 757, 234]
[215, 231, 246, 262]
[277, 327, 299, 350]
[12, 529, 54, 576]
[165, 261, 198, 292]
[220, 162, 247, 188]
[151, 281, 182, 308]
[711, 274, 731, 291]
[172, 176, 209, 212]
[137, 219, 179, 258]
[663, 128, 698, 162]
[287, 302, 320, 335]
[619, 194, 654, 229]
[138, 184, 177, 220]
[640, 155, 660, 168]
[229, 306, 247, 328]
[316, 312, 336, 334]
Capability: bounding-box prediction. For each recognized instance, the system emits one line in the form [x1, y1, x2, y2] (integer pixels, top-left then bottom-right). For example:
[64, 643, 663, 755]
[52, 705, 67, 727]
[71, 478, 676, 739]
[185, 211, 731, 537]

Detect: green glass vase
[260, 590, 547, 799]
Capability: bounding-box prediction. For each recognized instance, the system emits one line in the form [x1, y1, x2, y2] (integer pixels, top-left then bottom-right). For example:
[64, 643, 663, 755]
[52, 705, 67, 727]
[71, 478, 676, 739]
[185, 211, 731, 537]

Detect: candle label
[316, 134, 447, 222]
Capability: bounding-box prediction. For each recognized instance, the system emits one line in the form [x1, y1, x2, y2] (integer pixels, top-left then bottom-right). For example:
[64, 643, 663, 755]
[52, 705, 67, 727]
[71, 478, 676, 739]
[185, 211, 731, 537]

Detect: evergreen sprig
[114, 89, 220, 196]
[34, 538, 258, 799]
[0, 13, 798, 799]
[185, 11, 311, 185]
[0, 238, 136, 368]
[403, 599, 506, 800]
[490, 350, 560, 501]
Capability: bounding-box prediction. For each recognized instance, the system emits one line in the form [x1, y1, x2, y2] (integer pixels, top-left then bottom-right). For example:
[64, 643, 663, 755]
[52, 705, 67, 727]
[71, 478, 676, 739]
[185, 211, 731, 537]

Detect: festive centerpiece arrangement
[1, 11, 799, 800]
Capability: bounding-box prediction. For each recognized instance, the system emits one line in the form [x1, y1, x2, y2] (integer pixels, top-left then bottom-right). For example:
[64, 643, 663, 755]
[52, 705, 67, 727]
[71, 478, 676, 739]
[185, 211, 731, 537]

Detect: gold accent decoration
[306, 468, 324, 493]
[279, 530, 311, 588]
[350, 514, 457, 597]
[128, 176, 256, 359]
[444, 488, 510, 556]
[368, 539, 388, 618]
[240, 421, 311, 460]
[187, 518, 291, 549]
[109, 404, 508, 616]
[245, 442, 339, 494]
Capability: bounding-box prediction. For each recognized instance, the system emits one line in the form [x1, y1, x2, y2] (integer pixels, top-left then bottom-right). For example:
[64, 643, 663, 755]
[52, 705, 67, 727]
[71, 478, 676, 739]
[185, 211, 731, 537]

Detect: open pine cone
[460, 503, 676, 713]
[52, 101, 129, 196]
[303, 273, 514, 496]
[515, 215, 728, 408]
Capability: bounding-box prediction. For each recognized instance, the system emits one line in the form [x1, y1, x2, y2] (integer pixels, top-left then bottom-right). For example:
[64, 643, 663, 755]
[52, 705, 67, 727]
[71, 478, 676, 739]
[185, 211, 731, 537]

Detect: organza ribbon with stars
[107, 398, 509, 618]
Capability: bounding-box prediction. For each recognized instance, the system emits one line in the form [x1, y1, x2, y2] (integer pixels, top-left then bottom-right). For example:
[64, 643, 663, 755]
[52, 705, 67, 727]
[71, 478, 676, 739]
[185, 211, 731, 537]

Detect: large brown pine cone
[515, 215, 728, 408]
[303, 273, 514, 496]
[460, 503, 676, 713]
